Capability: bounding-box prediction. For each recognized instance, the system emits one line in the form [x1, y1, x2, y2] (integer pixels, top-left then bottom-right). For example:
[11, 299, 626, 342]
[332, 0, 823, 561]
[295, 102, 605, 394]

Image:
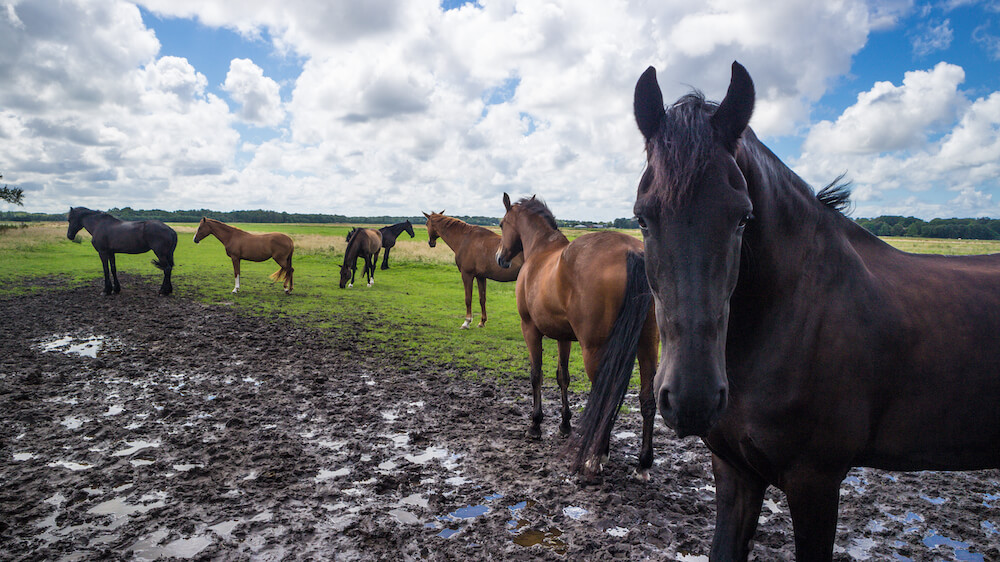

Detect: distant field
[3, 223, 998, 391]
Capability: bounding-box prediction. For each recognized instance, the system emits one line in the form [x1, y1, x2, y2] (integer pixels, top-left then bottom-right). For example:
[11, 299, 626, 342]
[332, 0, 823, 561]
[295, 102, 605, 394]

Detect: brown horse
[423, 211, 523, 329]
[495, 194, 659, 478]
[193, 218, 294, 294]
[340, 227, 381, 288]
[625, 61, 1000, 559]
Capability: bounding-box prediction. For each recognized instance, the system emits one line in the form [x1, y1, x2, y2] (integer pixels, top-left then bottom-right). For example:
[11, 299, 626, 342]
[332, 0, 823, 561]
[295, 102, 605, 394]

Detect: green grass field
[4, 223, 1000, 392]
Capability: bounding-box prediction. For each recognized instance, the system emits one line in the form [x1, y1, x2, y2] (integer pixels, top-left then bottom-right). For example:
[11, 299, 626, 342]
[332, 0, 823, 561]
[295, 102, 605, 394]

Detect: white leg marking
[348, 282, 353, 288]
[232, 275, 240, 293]
[460, 318, 471, 329]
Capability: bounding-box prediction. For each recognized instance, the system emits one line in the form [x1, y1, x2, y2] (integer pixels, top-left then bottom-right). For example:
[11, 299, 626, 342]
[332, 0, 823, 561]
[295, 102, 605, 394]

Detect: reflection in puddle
[41, 334, 106, 358]
[112, 440, 161, 457]
[13, 452, 36, 461]
[47, 460, 93, 471]
[389, 509, 421, 524]
[130, 528, 213, 560]
[315, 467, 351, 482]
[511, 526, 567, 554]
[921, 531, 983, 562]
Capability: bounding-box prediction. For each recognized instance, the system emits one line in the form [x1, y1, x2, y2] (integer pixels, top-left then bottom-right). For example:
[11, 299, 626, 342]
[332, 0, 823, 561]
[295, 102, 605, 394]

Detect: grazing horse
[340, 227, 381, 288]
[66, 207, 177, 296]
[378, 220, 415, 270]
[495, 194, 658, 478]
[193, 218, 294, 294]
[624, 62, 1000, 560]
[423, 211, 522, 329]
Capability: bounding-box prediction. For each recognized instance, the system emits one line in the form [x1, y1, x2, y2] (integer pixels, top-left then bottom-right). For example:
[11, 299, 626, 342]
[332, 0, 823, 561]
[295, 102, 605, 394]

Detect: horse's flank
[425, 213, 521, 281]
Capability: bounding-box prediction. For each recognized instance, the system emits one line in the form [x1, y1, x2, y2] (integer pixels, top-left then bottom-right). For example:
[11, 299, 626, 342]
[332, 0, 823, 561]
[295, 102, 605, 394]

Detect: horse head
[193, 217, 210, 244]
[496, 193, 525, 268]
[66, 207, 84, 240]
[338, 261, 354, 288]
[423, 212, 440, 247]
[404, 220, 415, 238]
[632, 62, 755, 438]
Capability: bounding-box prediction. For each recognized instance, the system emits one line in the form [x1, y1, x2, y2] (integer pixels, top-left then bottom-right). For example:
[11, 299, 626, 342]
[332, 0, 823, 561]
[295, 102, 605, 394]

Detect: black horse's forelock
[515, 196, 559, 230]
[646, 91, 720, 209]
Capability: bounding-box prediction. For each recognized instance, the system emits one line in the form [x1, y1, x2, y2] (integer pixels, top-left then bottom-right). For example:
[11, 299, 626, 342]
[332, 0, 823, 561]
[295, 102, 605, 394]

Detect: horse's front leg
[369, 250, 379, 285]
[710, 453, 767, 562]
[109, 253, 121, 294]
[522, 321, 544, 440]
[381, 247, 390, 270]
[476, 276, 488, 327]
[99, 252, 113, 295]
[460, 271, 474, 328]
[556, 339, 572, 437]
[232, 257, 241, 293]
[784, 467, 844, 561]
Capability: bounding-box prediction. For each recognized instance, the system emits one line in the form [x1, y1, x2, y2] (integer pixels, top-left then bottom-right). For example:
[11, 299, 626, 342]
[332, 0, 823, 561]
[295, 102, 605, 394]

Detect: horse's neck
[345, 233, 363, 263]
[385, 223, 406, 236]
[435, 218, 474, 250]
[519, 218, 567, 259]
[208, 220, 238, 245]
[82, 212, 116, 234]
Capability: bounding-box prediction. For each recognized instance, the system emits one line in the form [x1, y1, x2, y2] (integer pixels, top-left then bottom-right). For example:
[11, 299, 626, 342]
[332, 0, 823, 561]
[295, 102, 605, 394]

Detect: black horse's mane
[515, 196, 559, 230]
[655, 91, 852, 216]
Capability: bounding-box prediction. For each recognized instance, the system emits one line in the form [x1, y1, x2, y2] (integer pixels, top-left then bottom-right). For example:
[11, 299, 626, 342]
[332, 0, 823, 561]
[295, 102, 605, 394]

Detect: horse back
[96, 220, 174, 255]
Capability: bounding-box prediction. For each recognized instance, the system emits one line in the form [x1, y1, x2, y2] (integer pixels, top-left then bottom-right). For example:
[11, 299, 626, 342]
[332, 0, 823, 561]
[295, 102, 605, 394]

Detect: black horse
[377, 220, 415, 269]
[67, 207, 178, 296]
[578, 62, 1000, 560]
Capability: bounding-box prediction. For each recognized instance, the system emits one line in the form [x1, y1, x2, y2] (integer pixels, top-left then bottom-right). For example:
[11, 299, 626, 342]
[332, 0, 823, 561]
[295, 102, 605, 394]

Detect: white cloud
[222, 58, 284, 126]
[796, 67, 1000, 218]
[910, 18, 953, 56]
[0, 0, 941, 220]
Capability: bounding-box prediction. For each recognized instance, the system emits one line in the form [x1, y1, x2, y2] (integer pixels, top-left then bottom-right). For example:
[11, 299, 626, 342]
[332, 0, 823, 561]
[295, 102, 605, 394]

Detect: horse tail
[270, 251, 293, 282]
[568, 251, 652, 474]
[151, 255, 173, 271]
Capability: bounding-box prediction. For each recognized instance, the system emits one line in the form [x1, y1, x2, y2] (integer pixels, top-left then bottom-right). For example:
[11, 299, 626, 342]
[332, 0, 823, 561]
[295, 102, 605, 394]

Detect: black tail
[151, 255, 173, 271]
[567, 251, 652, 474]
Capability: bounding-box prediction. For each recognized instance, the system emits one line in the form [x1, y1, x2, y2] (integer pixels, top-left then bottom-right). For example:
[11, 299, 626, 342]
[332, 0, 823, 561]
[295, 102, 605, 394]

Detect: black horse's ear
[634, 66, 665, 142]
[503, 193, 512, 211]
[711, 61, 755, 154]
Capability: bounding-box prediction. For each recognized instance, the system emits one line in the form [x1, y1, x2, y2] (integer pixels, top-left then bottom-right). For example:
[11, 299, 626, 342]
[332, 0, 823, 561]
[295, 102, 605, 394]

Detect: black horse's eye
[636, 216, 648, 231]
[738, 213, 754, 228]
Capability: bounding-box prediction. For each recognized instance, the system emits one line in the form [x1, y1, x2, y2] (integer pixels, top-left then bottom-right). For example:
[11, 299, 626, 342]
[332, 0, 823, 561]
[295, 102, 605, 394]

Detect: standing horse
[495, 194, 659, 478]
[340, 227, 381, 288]
[617, 61, 1000, 559]
[193, 218, 294, 294]
[423, 211, 522, 329]
[378, 220, 415, 270]
[66, 207, 177, 296]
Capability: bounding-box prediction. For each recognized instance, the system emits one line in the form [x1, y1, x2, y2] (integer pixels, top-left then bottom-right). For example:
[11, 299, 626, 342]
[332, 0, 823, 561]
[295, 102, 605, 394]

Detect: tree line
[5, 205, 1000, 239]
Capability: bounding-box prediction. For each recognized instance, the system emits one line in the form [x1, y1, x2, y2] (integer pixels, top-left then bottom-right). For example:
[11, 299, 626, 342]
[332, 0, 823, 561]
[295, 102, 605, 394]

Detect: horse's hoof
[381, 266, 389, 270]
[632, 468, 651, 481]
[347, 283, 353, 288]
[526, 427, 542, 440]
[558, 425, 572, 438]
[584, 458, 604, 474]
[477, 322, 486, 328]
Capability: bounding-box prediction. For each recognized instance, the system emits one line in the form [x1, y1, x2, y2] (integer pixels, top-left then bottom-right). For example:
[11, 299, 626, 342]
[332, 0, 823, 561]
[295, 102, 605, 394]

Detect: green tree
[0, 174, 23, 206]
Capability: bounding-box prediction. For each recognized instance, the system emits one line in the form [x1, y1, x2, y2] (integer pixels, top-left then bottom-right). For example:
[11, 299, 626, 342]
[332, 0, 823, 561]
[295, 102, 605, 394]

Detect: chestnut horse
[193, 218, 294, 294]
[423, 211, 522, 329]
[340, 227, 381, 288]
[495, 194, 658, 478]
[67, 207, 177, 296]
[620, 61, 1000, 559]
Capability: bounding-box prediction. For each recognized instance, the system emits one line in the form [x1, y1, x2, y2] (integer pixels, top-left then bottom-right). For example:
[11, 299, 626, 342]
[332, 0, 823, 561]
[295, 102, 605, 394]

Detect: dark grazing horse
[423, 211, 523, 328]
[495, 194, 658, 478]
[377, 221, 415, 270]
[66, 207, 177, 296]
[340, 227, 382, 288]
[619, 61, 1000, 559]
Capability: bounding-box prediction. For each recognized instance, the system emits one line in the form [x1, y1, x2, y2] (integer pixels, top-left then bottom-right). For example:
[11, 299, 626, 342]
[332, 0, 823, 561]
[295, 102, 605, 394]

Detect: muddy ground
[2, 276, 999, 561]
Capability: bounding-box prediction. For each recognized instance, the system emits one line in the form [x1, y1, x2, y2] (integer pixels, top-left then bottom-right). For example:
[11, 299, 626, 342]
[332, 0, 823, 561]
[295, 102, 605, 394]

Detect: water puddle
[562, 506, 587, 520]
[88, 492, 167, 530]
[60, 416, 86, 430]
[606, 526, 629, 537]
[405, 446, 450, 464]
[47, 460, 93, 471]
[921, 531, 983, 561]
[511, 526, 567, 554]
[112, 440, 161, 457]
[13, 452, 36, 461]
[40, 334, 107, 358]
[130, 528, 213, 560]
[389, 509, 421, 525]
[315, 467, 351, 482]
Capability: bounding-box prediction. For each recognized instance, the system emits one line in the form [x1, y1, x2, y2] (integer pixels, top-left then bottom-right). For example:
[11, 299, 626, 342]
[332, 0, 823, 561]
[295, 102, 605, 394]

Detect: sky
[3, 0, 1000, 221]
